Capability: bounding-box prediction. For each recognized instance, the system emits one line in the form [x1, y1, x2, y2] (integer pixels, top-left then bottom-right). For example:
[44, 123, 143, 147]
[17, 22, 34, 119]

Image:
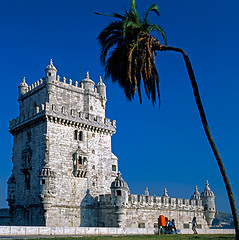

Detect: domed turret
[111, 172, 129, 206]
[80, 72, 95, 91]
[45, 59, 57, 82]
[96, 76, 106, 99]
[201, 181, 215, 198]
[39, 167, 56, 210]
[201, 181, 216, 227]
[191, 186, 201, 200]
[18, 77, 28, 97]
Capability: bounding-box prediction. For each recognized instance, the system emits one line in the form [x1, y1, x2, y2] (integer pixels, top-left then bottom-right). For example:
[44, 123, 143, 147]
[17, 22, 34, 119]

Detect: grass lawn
[26, 235, 235, 240]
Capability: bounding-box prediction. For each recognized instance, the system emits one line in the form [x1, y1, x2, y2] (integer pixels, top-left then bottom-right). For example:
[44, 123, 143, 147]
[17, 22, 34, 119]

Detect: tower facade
[7, 60, 117, 226]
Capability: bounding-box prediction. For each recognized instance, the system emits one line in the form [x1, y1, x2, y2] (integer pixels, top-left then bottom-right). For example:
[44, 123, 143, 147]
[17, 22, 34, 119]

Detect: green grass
[26, 235, 235, 240]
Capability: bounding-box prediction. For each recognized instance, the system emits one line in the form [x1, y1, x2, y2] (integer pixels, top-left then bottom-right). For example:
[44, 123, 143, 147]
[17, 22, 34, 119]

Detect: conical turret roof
[45, 59, 57, 72]
[191, 186, 201, 199]
[201, 181, 214, 197]
[111, 172, 129, 190]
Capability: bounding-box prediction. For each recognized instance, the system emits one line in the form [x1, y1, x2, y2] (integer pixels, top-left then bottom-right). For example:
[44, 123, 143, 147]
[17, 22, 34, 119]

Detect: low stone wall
[0, 226, 235, 236]
[180, 228, 235, 234]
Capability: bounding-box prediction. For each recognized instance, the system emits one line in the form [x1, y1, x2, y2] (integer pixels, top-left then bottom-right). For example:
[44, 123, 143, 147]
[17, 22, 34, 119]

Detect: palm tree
[95, 0, 239, 238]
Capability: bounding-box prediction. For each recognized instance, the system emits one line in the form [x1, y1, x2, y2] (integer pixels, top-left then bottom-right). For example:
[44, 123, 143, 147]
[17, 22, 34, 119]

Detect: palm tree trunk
[157, 45, 239, 239]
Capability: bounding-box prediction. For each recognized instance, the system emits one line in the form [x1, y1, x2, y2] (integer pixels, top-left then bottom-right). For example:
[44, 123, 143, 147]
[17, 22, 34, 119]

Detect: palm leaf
[145, 4, 160, 21]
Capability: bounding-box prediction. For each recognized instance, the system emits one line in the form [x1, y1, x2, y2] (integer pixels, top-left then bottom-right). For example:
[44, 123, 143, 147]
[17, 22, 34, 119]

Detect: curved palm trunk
[156, 44, 239, 239]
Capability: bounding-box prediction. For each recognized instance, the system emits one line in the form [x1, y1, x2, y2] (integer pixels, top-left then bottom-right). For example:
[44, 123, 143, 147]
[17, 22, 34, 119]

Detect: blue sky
[0, 0, 238, 214]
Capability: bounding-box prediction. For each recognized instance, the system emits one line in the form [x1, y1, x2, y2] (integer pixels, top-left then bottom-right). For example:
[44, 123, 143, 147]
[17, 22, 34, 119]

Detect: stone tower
[7, 60, 118, 226]
[201, 181, 216, 227]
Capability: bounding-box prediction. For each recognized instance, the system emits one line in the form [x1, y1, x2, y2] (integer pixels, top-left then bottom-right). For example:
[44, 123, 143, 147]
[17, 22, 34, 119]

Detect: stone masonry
[1, 60, 216, 230]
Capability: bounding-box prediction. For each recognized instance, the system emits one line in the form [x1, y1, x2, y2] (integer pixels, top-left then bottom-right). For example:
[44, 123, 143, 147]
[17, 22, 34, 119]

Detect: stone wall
[0, 226, 235, 236]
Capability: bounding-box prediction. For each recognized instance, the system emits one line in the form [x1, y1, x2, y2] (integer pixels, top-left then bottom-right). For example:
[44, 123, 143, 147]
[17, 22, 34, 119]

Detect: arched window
[25, 173, 30, 190]
[27, 131, 31, 142]
[74, 130, 78, 140]
[78, 156, 83, 165]
[79, 131, 83, 141]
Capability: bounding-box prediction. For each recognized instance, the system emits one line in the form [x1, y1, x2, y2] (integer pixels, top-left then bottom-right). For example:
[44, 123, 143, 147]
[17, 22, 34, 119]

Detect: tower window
[25, 173, 30, 190]
[78, 156, 83, 165]
[112, 165, 116, 171]
[74, 130, 78, 140]
[79, 131, 83, 141]
[116, 190, 121, 196]
[48, 72, 51, 76]
[27, 131, 31, 142]
[74, 130, 84, 141]
[62, 107, 66, 115]
[41, 179, 45, 185]
[90, 106, 93, 111]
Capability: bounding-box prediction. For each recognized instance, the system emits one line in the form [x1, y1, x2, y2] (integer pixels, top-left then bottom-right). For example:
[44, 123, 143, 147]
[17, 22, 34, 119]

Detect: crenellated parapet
[9, 104, 46, 133]
[46, 105, 116, 134]
[127, 194, 203, 210]
[19, 67, 106, 103]
[9, 101, 116, 135]
[19, 77, 44, 99]
[98, 192, 203, 211]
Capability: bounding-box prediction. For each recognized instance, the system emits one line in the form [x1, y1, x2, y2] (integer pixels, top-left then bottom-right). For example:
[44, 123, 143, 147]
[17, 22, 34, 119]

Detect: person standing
[192, 217, 198, 234]
[158, 215, 166, 235]
[170, 219, 177, 233]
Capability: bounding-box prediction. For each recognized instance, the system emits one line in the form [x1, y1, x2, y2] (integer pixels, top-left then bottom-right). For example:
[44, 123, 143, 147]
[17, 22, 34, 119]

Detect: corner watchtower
[45, 59, 57, 83]
[201, 181, 216, 227]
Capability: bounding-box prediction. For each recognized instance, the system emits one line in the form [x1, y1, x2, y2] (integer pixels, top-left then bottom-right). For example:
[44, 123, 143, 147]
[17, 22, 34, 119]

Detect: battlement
[9, 103, 46, 130]
[19, 75, 106, 101]
[19, 78, 44, 99]
[128, 194, 202, 209]
[9, 102, 116, 133]
[98, 193, 203, 210]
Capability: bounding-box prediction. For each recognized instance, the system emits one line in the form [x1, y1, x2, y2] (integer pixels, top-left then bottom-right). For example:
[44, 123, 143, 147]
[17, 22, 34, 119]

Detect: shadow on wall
[80, 189, 99, 227]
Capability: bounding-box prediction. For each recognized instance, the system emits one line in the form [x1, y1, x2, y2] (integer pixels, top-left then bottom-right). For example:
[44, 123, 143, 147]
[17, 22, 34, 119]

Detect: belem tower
[1, 60, 216, 229]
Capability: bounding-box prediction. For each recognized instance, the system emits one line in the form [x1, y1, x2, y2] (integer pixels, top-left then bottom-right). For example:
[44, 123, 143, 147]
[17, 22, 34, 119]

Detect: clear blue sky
[0, 0, 238, 214]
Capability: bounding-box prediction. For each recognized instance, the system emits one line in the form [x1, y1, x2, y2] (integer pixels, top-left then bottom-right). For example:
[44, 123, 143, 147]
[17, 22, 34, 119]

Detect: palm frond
[145, 4, 160, 21]
[96, 0, 166, 107]
[148, 24, 167, 45]
[94, 12, 125, 20]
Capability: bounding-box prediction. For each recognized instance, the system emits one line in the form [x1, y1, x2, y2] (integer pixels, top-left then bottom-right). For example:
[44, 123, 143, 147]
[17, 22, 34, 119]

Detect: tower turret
[45, 59, 57, 82]
[201, 181, 216, 227]
[18, 77, 28, 97]
[110, 172, 129, 227]
[191, 186, 201, 200]
[80, 72, 95, 91]
[111, 172, 129, 206]
[96, 76, 106, 98]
